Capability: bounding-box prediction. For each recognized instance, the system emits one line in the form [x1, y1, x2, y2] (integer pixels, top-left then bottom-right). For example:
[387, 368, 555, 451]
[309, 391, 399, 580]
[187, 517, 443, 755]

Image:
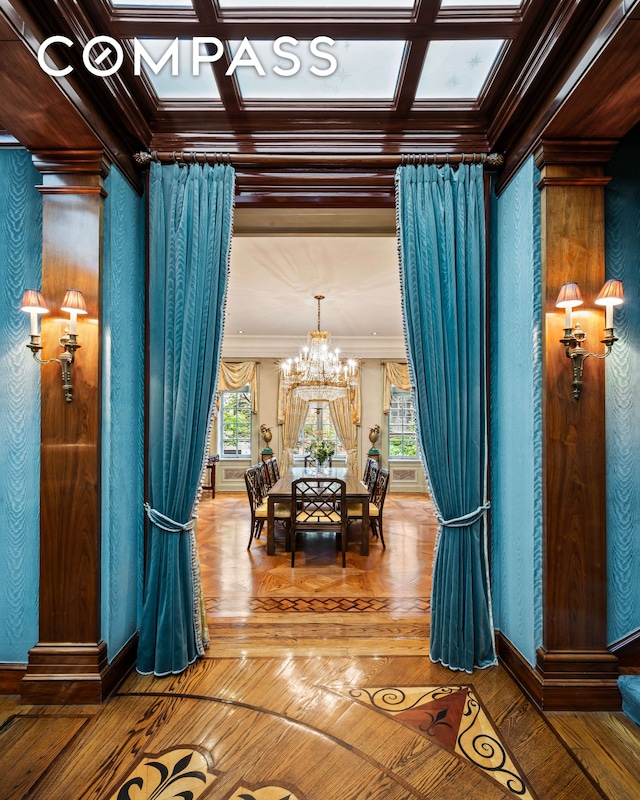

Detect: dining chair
[347, 467, 389, 549]
[270, 456, 280, 481]
[253, 462, 270, 494]
[362, 457, 379, 493]
[244, 466, 291, 550]
[264, 457, 277, 488]
[291, 477, 347, 567]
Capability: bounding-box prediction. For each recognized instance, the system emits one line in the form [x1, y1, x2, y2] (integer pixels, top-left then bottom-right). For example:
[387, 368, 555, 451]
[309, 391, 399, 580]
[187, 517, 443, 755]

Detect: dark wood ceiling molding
[488, 0, 612, 146]
[493, 0, 632, 192]
[0, 2, 144, 189]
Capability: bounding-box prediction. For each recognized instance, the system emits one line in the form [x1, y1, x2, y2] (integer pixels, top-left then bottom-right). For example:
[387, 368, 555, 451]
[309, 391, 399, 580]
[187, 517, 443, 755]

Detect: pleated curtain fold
[382, 361, 411, 415]
[216, 361, 258, 414]
[395, 161, 496, 673]
[279, 388, 309, 471]
[328, 392, 358, 474]
[137, 160, 235, 676]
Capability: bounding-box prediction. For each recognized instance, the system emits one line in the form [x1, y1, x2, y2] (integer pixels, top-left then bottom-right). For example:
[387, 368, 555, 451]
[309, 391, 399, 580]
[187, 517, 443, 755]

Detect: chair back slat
[293, 478, 346, 523]
[271, 457, 280, 481]
[372, 468, 390, 512]
[245, 467, 263, 509]
[264, 457, 277, 487]
[364, 457, 379, 494]
[251, 463, 267, 498]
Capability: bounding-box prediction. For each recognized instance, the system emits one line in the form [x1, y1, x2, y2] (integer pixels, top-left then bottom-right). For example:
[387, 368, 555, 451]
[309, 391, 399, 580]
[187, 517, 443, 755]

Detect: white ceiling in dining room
[223, 234, 406, 358]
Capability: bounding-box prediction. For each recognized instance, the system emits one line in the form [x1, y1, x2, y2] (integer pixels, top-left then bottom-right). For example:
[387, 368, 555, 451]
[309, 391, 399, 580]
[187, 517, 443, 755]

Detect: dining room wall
[210, 357, 428, 494]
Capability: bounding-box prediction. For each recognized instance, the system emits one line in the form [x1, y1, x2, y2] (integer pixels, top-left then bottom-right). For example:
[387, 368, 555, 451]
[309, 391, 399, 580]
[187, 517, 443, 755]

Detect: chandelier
[280, 295, 358, 402]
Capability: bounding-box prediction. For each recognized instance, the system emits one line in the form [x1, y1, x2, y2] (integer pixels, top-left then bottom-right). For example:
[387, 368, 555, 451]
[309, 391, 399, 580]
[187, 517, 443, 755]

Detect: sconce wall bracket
[560, 323, 617, 399]
[27, 333, 81, 402]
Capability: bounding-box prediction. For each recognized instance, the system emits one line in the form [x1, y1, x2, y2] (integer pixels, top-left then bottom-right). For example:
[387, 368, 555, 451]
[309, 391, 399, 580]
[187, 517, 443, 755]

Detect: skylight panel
[230, 39, 405, 100]
[219, 1, 414, 7]
[112, 0, 192, 6]
[136, 39, 220, 99]
[415, 39, 504, 99]
[441, 0, 520, 6]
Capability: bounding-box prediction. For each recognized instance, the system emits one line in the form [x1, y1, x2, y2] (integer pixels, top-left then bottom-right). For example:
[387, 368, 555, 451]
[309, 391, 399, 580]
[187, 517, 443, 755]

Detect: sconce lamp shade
[21, 289, 49, 336]
[20, 289, 49, 314]
[61, 289, 87, 315]
[61, 289, 87, 336]
[555, 282, 584, 308]
[594, 279, 624, 307]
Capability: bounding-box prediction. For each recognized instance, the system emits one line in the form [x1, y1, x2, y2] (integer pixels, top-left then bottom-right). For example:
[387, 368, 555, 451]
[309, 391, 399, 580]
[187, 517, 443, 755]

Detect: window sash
[388, 388, 417, 459]
[220, 386, 252, 458]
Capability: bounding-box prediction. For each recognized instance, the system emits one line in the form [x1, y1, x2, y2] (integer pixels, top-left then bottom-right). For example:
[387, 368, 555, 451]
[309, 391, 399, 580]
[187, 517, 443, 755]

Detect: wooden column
[535, 140, 619, 710]
[20, 151, 109, 704]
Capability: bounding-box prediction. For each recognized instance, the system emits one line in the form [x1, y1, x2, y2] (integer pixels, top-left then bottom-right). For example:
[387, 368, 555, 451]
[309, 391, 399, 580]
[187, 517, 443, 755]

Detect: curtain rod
[133, 151, 504, 169]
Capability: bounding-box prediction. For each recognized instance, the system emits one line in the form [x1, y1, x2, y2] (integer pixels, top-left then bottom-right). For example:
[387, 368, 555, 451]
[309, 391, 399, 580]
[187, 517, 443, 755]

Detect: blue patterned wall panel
[489, 156, 543, 666]
[0, 150, 42, 662]
[101, 166, 145, 659]
[605, 128, 640, 645]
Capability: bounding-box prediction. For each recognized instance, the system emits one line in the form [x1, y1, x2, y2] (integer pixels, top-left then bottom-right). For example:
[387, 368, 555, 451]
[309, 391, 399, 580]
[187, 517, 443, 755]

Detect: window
[220, 384, 252, 458]
[293, 403, 345, 459]
[388, 387, 418, 459]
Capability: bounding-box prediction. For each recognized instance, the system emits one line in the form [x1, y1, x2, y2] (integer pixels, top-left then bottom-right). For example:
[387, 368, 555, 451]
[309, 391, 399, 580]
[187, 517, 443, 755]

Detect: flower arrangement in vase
[308, 438, 335, 466]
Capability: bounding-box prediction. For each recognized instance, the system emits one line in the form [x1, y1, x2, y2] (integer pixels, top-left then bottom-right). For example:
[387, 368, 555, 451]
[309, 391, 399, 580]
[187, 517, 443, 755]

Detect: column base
[20, 639, 135, 705]
[496, 633, 621, 711]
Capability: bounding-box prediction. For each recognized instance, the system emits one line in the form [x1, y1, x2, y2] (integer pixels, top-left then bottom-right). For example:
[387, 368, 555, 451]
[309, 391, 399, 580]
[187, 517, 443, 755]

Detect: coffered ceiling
[2, 0, 640, 349]
[3, 0, 640, 201]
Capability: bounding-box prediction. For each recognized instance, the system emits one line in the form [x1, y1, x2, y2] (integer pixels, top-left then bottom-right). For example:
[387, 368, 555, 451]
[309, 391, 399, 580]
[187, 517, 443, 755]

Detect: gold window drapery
[280, 390, 309, 471]
[382, 361, 411, 414]
[215, 361, 259, 414]
[328, 392, 358, 473]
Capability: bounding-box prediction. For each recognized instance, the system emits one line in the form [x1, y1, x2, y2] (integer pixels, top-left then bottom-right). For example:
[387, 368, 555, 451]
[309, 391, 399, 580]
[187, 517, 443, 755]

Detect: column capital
[534, 138, 618, 170]
[31, 150, 111, 184]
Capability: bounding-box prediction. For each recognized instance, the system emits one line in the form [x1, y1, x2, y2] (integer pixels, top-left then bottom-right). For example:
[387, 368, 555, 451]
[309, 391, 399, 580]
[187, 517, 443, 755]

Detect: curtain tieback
[437, 502, 490, 528]
[144, 503, 195, 533]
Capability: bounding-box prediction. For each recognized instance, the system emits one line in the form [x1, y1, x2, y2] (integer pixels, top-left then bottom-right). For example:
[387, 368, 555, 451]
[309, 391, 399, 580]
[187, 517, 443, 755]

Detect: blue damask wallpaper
[604, 126, 640, 645]
[0, 150, 42, 662]
[489, 156, 543, 667]
[101, 166, 146, 659]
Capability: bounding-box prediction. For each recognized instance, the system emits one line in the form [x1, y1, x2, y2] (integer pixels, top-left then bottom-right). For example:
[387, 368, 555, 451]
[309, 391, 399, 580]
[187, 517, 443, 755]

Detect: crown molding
[222, 334, 406, 360]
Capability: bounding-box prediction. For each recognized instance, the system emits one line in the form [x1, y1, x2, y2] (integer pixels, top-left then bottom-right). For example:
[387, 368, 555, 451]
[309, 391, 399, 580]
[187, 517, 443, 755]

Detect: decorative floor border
[205, 596, 431, 613]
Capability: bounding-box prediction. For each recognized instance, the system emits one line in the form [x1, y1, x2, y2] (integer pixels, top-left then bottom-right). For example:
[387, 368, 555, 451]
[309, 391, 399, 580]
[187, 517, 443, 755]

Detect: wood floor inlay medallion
[338, 685, 538, 800]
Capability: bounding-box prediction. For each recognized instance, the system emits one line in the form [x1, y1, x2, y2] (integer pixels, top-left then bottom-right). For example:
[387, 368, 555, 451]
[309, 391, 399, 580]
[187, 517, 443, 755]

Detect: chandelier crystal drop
[280, 295, 358, 402]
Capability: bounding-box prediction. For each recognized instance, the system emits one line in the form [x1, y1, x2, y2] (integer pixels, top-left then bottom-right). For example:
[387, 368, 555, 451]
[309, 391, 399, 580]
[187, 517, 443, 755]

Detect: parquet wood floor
[1, 491, 639, 799]
[197, 491, 435, 658]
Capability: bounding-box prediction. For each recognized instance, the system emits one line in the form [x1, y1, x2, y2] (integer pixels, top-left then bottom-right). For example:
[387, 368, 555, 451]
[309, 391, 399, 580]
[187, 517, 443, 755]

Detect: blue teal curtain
[395, 162, 496, 673]
[137, 160, 235, 676]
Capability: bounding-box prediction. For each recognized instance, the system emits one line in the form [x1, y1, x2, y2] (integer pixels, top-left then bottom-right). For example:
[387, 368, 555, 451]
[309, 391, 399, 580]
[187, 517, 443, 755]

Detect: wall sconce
[21, 288, 87, 403]
[556, 279, 624, 399]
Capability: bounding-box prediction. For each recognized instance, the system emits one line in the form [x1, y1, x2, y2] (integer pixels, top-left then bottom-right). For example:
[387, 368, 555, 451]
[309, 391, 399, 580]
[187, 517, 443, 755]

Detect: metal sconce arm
[26, 333, 81, 403]
[560, 324, 618, 400]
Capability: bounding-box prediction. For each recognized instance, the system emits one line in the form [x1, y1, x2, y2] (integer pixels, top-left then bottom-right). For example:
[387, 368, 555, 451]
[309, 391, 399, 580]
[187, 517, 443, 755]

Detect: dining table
[266, 466, 370, 557]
